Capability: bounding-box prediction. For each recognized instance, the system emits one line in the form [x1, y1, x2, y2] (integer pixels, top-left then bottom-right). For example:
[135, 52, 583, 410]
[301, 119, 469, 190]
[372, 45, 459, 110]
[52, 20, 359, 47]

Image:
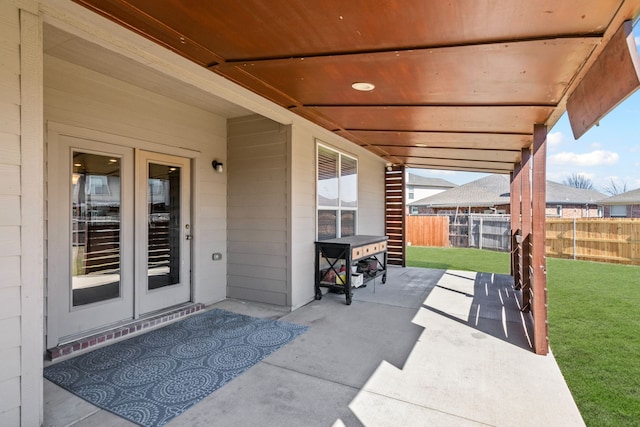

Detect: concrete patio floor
[44, 266, 585, 426]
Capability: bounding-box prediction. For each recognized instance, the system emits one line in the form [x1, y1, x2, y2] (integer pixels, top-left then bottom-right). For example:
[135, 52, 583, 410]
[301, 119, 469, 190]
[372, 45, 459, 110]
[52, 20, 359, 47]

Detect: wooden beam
[404, 164, 512, 174]
[338, 130, 533, 151]
[391, 156, 514, 171]
[532, 124, 548, 355]
[567, 20, 640, 139]
[372, 146, 521, 163]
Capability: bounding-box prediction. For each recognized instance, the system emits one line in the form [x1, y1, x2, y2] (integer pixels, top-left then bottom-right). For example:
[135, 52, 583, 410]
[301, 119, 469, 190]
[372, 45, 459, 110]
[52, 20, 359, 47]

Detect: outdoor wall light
[212, 160, 224, 173]
[386, 163, 393, 172]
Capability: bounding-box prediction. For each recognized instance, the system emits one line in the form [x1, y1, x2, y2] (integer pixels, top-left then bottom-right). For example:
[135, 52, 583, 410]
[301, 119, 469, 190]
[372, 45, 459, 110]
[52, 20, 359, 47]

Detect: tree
[563, 173, 593, 190]
[602, 178, 628, 195]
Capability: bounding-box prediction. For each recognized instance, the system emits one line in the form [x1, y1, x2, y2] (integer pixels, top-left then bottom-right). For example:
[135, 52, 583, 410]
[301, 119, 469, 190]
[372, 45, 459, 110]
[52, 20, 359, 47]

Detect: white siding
[0, 3, 43, 425]
[408, 187, 449, 204]
[227, 115, 291, 306]
[44, 55, 229, 308]
[289, 125, 318, 308]
[289, 124, 386, 309]
[357, 150, 386, 235]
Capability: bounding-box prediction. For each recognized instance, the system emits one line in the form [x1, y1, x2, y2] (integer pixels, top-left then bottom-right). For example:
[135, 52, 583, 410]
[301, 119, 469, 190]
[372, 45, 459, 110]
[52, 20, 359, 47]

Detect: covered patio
[4, 1, 640, 425]
[45, 265, 583, 426]
[65, 0, 640, 356]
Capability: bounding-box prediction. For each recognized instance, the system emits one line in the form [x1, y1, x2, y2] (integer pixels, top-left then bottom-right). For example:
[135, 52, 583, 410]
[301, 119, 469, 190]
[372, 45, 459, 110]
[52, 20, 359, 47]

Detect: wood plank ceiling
[73, 0, 640, 174]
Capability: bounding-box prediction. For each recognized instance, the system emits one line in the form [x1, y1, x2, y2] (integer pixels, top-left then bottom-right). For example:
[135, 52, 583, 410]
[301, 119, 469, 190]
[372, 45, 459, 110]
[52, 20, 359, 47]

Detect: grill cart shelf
[314, 235, 388, 305]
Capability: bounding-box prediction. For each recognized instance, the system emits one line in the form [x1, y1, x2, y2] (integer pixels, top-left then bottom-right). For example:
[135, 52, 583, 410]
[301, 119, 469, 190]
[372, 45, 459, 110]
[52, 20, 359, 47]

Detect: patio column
[520, 148, 532, 312]
[385, 165, 406, 266]
[531, 124, 549, 355]
[510, 164, 522, 285]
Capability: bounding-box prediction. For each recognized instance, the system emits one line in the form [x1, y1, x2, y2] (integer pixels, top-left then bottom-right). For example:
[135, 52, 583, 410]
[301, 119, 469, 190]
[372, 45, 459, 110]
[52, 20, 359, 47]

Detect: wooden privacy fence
[406, 215, 449, 247]
[407, 214, 510, 251]
[546, 218, 640, 265]
[408, 215, 640, 265]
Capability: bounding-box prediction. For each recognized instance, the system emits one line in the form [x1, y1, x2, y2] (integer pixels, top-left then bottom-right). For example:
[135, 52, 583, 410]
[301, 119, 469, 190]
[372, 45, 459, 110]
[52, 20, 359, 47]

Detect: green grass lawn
[406, 246, 511, 274]
[406, 246, 640, 427]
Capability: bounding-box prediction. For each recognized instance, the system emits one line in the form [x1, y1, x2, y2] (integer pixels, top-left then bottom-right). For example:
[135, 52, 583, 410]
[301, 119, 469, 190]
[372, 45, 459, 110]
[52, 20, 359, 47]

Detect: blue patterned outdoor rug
[44, 309, 308, 427]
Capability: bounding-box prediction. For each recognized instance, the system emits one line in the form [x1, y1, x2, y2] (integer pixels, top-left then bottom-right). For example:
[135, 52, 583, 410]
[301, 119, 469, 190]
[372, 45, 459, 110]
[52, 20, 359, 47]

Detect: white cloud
[546, 171, 566, 182]
[548, 171, 595, 185]
[548, 150, 619, 166]
[547, 131, 564, 147]
[590, 142, 602, 149]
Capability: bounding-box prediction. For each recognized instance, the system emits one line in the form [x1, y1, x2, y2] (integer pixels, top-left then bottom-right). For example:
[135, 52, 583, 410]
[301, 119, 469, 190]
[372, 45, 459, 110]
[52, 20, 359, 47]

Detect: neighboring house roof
[545, 180, 605, 204]
[409, 174, 606, 207]
[598, 187, 640, 205]
[410, 174, 510, 207]
[406, 173, 457, 189]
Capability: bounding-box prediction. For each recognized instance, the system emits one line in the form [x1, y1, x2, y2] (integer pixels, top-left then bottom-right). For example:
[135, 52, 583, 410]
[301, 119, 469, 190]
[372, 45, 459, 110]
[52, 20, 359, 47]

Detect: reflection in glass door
[138, 151, 191, 315]
[47, 135, 135, 348]
[147, 163, 181, 290]
[48, 136, 192, 346]
[71, 153, 122, 306]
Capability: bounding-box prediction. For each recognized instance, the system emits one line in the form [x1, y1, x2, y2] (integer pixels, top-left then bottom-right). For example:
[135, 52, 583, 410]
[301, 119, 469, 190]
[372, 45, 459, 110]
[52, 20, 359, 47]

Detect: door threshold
[47, 303, 205, 362]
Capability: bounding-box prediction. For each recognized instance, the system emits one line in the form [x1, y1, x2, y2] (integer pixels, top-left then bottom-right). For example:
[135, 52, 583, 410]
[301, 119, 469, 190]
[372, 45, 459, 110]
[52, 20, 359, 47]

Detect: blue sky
[410, 28, 640, 194]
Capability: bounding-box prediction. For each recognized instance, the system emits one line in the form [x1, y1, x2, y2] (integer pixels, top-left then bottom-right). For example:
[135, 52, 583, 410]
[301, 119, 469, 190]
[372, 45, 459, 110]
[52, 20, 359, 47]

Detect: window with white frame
[408, 187, 414, 200]
[610, 205, 627, 217]
[317, 144, 357, 240]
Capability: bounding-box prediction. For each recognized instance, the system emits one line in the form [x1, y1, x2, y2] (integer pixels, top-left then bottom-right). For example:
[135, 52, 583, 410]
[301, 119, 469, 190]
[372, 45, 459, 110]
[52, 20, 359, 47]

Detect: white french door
[47, 136, 192, 347]
[136, 150, 191, 315]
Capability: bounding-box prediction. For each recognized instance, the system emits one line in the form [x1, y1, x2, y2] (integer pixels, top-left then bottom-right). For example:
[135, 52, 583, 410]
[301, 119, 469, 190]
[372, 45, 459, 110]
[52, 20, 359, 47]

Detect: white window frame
[610, 205, 628, 217]
[316, 143, 358, 239]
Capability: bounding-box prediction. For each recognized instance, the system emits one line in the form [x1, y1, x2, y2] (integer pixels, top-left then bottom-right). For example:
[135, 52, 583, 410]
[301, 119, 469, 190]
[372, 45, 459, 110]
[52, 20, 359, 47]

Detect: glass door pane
[147, 163, 181, 290]
[71, 152, 122, 306]
[138, 151, 191, 315]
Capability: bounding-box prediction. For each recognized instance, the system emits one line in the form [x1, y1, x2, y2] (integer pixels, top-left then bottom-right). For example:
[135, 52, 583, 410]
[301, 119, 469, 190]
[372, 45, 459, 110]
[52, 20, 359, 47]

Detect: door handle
[186, 234, 192, 240]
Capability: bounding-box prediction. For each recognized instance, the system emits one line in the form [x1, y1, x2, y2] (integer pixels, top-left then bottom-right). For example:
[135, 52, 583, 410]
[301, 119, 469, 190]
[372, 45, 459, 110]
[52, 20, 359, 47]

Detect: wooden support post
[532, 124, 549, 355]
[510, 165, 522, 284]
[520, 148, 532, 312]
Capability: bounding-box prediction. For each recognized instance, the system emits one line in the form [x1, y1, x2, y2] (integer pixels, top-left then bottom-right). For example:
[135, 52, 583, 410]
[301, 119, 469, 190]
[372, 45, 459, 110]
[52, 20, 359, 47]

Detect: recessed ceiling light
[108, 158, 118, 163]
[415, 144, 427, 148]
[351, 82, 375, 91]
[73, 163, 82, 167]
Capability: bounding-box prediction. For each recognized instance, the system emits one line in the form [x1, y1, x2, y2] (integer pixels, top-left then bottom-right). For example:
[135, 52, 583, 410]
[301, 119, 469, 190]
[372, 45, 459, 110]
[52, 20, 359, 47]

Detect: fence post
[468, 214, 473, 248]
[573, 217, 577, 260]
[479, 216, 483, 250]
